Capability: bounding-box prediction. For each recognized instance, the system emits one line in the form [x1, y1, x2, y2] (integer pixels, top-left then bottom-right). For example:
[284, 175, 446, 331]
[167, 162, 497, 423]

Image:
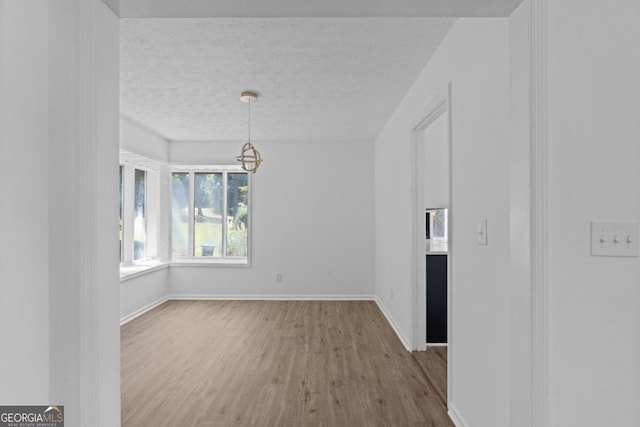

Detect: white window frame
[119, 165, 124, 263]
[170, 165, 251, 266]
[120, 152, 162, 269]
[132, 167, 148, 261]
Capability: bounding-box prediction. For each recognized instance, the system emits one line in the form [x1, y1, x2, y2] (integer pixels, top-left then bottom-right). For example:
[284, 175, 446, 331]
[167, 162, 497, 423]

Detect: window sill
[170, 258, 250, 268]
[120, 259, 168, 282]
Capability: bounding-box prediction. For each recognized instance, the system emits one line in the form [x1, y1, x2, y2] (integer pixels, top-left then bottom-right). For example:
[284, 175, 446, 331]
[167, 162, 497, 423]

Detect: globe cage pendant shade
[235, 91, 263, 173]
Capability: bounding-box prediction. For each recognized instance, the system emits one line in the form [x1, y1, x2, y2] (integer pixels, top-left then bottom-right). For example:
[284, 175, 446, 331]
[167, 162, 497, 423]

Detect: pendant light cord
[248, 99, 251, 144]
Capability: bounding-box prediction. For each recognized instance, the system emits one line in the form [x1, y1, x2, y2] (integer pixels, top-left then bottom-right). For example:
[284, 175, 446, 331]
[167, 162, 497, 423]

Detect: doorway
[412, 84, 452, 407]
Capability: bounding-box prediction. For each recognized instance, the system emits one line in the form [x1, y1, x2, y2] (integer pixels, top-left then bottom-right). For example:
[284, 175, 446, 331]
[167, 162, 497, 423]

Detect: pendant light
[235, 91, 263, 173]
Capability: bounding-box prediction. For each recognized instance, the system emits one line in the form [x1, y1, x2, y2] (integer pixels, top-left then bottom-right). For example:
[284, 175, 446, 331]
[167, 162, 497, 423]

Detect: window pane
[171, 173, 190, 257]
[226, 173, 248, 257]
[119, 165, 124, 262]
[194, 172, 222, 257]
[133, 169, 146, 260]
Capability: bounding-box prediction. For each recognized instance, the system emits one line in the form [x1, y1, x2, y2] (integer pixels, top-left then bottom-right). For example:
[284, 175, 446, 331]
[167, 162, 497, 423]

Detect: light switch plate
[477, 219, 488, 245]
[590, 221, 639, 257]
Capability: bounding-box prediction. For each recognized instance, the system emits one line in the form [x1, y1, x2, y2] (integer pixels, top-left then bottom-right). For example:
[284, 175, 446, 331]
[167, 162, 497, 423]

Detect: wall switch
[275, 273, 283, 282]
[590, 221, 639, 257]
[477, 219, 488, 245]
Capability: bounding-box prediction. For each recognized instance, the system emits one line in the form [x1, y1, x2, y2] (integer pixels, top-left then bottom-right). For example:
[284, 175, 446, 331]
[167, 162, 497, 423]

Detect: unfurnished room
[1, 0, 639, 426]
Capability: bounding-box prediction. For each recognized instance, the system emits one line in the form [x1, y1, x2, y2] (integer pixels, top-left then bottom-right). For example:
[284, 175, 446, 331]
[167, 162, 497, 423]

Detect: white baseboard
[448, 402, 470, 427]
[167, 294, 375, 301]
[374, 297, 412, 351]
[121, 295, 375, 325]
[120, 296, 169, 325]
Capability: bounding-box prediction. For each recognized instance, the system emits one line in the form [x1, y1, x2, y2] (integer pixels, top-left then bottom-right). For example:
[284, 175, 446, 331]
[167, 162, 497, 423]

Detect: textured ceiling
[120, 18, 456, 141]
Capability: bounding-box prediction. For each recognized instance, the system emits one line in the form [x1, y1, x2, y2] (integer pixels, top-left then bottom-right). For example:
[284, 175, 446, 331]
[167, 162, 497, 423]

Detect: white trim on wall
[120, 296, 169, 325]
[448, 402, 471, 427]
[531, 0, 549, 425]
[78, 1, 100, 424]
[374, 297, 412, 351]
[120, 295, 376, 325]
[168, 294, 375, 301]
[411, 87, 449, 351]
[445, 82, 454, 408]
[410, 83, 454, 404]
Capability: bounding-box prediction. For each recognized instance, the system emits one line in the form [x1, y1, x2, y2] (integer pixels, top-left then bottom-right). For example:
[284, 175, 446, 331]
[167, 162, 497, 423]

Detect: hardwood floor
[121, 300, 453, 426]
[412, 347, 447, 406]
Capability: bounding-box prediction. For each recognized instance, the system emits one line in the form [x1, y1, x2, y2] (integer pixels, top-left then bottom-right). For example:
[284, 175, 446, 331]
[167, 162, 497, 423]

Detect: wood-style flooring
[412, 347, 447, 406]
[121, 300, 452, 426]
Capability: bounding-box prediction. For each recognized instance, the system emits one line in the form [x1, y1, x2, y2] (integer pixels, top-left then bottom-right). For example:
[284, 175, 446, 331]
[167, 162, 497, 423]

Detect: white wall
[168, 140, 375, 298]
[423, 114, 450, 209]
[547, 0, 640, 425]
[120, 135, 373, 311]
[0, 0, 50, 404]
[374, 19, 512, 426]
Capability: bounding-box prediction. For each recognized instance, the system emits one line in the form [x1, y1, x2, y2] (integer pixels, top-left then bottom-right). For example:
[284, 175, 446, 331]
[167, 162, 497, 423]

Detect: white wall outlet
[477, 219, 488, 245]
[275, 273, 283, 282]
[590, 221, 639, 257]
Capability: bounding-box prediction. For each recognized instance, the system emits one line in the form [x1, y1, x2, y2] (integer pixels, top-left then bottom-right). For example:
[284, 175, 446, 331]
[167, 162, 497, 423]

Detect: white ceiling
[118, 0, 523, 142]
[120, 18, 456, 141]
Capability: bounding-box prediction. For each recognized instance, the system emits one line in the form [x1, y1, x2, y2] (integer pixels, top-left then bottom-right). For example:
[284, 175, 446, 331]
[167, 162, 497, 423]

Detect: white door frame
[411, 83, 453, 403]
[530, 0, 550, 424]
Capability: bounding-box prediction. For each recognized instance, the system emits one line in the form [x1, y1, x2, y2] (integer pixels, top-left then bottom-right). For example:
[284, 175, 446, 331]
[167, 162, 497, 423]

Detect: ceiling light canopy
[235, 91, 263, 173]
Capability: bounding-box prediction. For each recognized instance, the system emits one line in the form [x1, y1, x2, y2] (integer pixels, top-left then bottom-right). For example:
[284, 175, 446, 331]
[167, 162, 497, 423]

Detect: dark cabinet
[426, 254, 447, 344]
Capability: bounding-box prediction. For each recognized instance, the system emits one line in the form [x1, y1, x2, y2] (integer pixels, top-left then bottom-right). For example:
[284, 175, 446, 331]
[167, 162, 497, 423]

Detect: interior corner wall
[547, 0, 640, 425]
[120, 269, 169, 321]
[0, 0, 51, 404]
[167, 140, 375, 299]
[120, 116, 169, 162]
[374, 18, 511, 426]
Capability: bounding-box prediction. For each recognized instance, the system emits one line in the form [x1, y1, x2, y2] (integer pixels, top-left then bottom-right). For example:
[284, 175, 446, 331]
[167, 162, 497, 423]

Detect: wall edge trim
[448, 402, 470, 427]
[77, 1, 100, 424]
[167, 294, 376, 301]
[120, 296, 170, 325]
[374, 297, 411, 352]
[530, 0, 550, 425]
